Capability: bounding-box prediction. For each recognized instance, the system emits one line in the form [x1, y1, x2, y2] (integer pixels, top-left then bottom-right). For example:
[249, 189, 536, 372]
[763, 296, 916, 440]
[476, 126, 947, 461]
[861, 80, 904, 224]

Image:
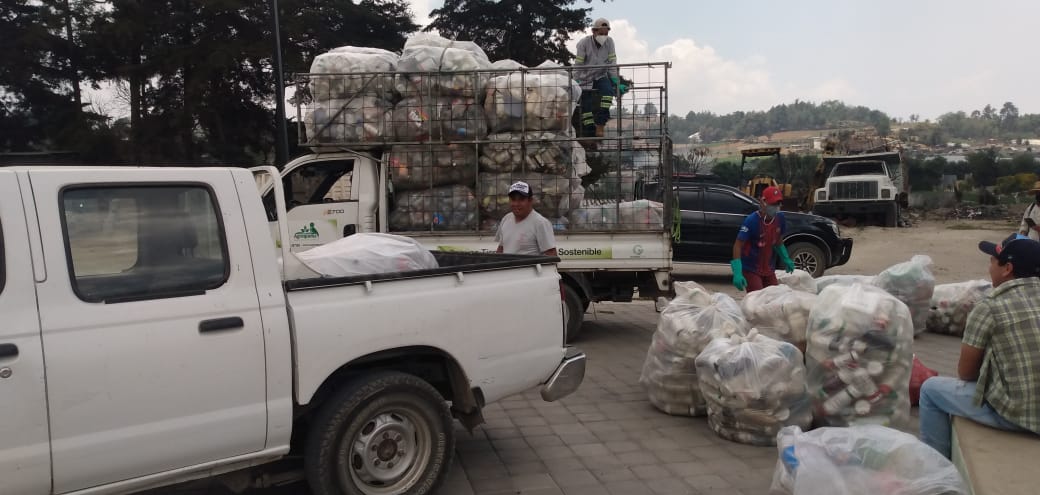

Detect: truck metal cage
[291, 62, 673, 235]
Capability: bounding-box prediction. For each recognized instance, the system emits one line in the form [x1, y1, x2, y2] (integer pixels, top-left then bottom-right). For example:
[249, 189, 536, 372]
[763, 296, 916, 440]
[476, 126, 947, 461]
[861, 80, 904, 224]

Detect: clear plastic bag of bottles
[873, 255, 936, 336]
[926, 279, 992, 337]
[806, 283, 913, 428]
[814, 274, 874, 293]
[695, 329, 812, 446]
[740, 285, 817, 352]
[770, 425, 968, 495]
[639, 282, 748, 417]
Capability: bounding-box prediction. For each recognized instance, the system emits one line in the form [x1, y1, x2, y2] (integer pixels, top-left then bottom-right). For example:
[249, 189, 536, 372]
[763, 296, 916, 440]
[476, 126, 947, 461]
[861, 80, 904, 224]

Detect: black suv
[672, 183, 853, 277]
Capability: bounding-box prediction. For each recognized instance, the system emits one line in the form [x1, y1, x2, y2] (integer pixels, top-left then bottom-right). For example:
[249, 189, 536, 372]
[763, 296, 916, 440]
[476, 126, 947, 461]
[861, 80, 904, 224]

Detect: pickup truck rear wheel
[305, 371, 454, 495]
[562, 284, 584, 342]
[787, 242, 826, 278]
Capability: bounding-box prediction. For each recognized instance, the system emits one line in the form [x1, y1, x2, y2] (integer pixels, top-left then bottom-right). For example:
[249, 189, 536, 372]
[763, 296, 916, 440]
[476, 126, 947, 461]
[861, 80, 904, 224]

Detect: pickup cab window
[61, 185, 229, 303]
[286, 160, 355, 207]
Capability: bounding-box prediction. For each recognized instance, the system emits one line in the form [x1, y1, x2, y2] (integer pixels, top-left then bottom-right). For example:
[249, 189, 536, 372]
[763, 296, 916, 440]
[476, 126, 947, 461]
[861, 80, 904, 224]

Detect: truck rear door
[29, 169, 269, 493]
[0, 171, 50, 494]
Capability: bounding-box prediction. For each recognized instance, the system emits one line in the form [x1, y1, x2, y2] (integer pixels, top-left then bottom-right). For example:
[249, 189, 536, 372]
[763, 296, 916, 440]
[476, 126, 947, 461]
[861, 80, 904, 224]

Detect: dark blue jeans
[579, 77, 615, 136]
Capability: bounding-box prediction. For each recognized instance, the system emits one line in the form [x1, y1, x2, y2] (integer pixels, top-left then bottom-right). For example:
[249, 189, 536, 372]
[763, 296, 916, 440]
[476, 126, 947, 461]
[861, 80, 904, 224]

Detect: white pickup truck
[0, 165, 584, 495]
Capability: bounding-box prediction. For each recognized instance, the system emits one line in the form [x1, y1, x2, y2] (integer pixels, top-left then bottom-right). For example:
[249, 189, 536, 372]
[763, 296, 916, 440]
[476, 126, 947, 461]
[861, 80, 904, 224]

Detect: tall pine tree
[426, 0, 604, 66]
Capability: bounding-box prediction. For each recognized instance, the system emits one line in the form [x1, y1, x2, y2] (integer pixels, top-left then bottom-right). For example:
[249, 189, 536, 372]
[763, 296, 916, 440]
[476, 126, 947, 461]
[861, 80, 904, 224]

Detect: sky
[407, 0, 1040, 120]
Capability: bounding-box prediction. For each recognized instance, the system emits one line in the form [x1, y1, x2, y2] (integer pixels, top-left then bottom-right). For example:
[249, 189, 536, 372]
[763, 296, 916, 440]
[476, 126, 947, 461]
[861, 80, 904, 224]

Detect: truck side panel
[287, 264, 565, 406]
[0, 171, 51, 495]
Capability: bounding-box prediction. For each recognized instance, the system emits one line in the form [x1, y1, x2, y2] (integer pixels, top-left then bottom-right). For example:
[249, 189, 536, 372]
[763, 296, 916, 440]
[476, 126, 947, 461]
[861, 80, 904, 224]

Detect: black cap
[979, 233, 1040, 278]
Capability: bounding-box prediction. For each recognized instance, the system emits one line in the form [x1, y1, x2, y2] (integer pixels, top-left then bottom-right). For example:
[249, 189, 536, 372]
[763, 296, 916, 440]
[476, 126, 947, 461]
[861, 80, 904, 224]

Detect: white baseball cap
[508, 181, 532, 197]
[592, 18, 610, 30]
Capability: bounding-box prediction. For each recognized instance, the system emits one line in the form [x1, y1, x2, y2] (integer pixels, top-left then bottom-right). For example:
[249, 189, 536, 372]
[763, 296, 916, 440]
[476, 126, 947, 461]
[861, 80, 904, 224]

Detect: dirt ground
[674, 219, 1018, 296]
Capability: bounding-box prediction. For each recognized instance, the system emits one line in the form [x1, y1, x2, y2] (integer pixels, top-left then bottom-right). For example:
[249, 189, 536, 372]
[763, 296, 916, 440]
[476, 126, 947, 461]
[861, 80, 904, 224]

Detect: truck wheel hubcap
[349, 409, 430, 493]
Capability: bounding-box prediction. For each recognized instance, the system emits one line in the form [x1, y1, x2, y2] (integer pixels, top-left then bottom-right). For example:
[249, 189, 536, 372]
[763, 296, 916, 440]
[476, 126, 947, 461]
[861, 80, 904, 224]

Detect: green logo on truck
[294, 222, 320, 240]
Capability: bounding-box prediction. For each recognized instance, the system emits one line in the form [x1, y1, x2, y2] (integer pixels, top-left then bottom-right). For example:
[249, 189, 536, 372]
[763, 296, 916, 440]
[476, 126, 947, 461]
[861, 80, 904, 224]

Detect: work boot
[595, 124, 606, 137]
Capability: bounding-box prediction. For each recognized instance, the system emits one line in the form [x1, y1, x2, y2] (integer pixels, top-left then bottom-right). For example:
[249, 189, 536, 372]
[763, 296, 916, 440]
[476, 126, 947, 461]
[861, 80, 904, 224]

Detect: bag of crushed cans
[388, 184, 478, 231]
[806, 283, 913, 428]
[639, 282, 748, 417]
[770, 425, 968, 495]
[873, 255, 935, 336]
[695, 329, 813, 446]
[926, 279, 992, 337]
[740, 285, 817, 352]
[388, 144, 479, 191]
[776, 269, 818, 294]
[391, 97, 488, 142]
[478, 172, 585, 219]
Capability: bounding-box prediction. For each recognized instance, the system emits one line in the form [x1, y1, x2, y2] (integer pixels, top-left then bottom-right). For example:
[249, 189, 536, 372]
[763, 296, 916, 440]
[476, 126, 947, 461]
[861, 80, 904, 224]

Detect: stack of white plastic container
[306, 46, 398, 143]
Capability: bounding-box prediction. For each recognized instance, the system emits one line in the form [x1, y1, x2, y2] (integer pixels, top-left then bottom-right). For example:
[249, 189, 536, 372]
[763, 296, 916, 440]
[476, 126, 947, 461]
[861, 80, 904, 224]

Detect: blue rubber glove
[730, 259, 747, 291]
[774, 244, 796, 273]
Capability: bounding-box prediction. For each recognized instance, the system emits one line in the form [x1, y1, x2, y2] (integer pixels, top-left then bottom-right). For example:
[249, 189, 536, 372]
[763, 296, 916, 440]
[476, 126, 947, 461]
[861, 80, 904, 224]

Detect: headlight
[829, 221, 840, 237]
[881, 189, 892, 199]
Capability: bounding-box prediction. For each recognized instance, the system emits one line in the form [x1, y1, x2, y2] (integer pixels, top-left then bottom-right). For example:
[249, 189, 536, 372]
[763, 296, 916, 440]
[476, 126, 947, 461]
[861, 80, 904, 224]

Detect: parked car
[671, 183, 853, 277]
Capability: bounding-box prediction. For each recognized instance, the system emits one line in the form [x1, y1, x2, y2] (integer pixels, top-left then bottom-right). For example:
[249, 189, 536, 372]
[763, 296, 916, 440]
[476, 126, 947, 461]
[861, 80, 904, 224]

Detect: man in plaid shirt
[919, 233, 1040, 458]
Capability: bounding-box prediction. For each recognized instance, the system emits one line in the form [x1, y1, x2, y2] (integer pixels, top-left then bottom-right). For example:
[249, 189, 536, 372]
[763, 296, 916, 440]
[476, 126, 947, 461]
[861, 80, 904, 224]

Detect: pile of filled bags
[302, 34, 665, 234]
[740, 285, 817, 351]
[926, 279, 992, 336]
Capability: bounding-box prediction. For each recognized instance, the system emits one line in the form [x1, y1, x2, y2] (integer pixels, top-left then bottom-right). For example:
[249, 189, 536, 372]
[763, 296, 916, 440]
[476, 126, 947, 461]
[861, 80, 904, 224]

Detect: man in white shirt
[495, 181, 558, 256]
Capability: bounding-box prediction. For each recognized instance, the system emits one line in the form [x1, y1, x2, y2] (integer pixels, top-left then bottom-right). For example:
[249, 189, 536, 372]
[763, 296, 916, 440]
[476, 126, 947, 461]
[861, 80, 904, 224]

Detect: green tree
[427, 0, 602, 65]
[966, 148, 1000, 187]
[710, 161, 742, 187]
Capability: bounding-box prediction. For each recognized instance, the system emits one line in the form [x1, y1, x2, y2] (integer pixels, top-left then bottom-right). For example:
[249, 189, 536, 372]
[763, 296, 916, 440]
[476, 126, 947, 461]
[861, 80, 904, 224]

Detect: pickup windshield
[831, 161, 886, 177]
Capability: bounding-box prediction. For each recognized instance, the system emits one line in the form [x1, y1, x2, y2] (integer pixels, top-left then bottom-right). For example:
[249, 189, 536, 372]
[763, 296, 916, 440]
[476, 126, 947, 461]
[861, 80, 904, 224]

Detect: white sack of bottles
[567, 200, 664, 232]
[926, 279, 991, 337]
[388, 184, 478, 231]
[806, 283, 913, 428]
[740, 285, 817, 351]
[477, 172, 585, 219]
[304, 96, 391, 144]
[776, 269, 817, 294]
[308, 46, 399, 100]
[395, 34, 491, 98]
[387, 144, 479, 191]
[391, 97, 487, 142]
[872, 255, 935, 336]
[639, 282, 748, 417]
[484, 72, 582, 133]
[478, 132, 589, 176]
[695, 329, 812, 446]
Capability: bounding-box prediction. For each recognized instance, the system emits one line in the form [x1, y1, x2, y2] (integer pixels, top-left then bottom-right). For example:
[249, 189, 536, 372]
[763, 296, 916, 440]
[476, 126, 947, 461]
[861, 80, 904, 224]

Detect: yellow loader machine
[738, 147, 796, 209]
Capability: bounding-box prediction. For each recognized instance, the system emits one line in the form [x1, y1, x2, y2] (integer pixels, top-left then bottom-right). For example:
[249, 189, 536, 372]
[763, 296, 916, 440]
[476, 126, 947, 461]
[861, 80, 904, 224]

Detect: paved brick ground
[149, 301, 962, 495]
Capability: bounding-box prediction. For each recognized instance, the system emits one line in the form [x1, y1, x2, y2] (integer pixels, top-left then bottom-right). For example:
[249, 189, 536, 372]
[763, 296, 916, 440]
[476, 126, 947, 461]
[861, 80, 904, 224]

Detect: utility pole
[271, 0, 289, 168]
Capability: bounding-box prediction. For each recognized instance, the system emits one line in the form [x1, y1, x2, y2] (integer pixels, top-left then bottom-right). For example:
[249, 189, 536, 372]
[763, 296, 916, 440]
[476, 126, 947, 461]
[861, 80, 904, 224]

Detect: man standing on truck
[919, 234, 1040, 459]
[730, 186, 795, 292]
[495, 181, 558, 256]
[573, 18, 624, 141]
[1017, 181, 1040, 241]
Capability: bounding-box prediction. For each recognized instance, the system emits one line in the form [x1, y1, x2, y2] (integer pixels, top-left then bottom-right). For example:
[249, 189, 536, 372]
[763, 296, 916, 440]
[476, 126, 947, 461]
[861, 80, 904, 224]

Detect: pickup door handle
[0, 343, 18, 358]
[199, 317, 245, 333]
[709, 219, 723, 225]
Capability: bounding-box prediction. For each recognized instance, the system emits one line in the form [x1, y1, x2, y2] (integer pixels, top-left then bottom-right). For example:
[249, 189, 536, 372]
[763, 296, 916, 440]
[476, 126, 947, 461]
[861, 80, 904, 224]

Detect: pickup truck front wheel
[305, 371, 454, 495]
[787, 242, 826, 278]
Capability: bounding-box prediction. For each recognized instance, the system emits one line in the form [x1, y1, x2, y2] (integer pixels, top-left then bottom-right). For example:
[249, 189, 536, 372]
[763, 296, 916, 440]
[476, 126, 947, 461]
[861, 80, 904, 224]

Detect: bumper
[814, 200, 893, 216]
[540, 347, 587, 402]
[834, 237, 854, 267]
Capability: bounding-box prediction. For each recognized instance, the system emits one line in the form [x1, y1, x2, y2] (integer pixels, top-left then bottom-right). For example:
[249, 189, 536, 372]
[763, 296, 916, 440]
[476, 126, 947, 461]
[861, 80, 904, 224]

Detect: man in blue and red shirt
[730, 186, 795, 292]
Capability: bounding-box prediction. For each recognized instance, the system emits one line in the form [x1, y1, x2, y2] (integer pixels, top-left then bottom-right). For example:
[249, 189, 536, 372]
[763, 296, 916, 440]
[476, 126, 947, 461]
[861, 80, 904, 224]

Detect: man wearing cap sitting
[1017, 180, 1040, 241]
[495, 181, 557, 256]
[919, 234, 1040, 459]
[573, 18, 622, 142]
[730, 186, 795, 293]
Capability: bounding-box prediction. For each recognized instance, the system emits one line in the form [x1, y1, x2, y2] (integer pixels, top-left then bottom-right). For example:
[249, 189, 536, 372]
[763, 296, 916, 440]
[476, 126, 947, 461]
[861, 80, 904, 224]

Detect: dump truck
[268, 57, 675, 342]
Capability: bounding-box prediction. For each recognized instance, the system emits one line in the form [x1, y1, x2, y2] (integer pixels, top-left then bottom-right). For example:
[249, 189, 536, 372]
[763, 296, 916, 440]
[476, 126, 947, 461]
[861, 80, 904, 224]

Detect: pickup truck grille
[829, 181, 878, 200]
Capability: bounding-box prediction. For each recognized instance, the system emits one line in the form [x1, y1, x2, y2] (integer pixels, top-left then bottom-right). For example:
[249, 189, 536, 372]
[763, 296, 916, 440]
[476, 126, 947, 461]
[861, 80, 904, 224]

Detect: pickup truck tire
[305, 371, 454, 495]
[787, 242, 826, 278]
[562, 284, 584, 342]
